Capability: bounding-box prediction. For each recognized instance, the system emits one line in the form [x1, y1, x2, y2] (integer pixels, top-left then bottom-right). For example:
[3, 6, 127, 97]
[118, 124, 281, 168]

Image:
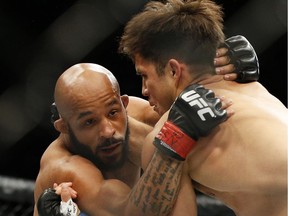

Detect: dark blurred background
[0, 0, 286, 182]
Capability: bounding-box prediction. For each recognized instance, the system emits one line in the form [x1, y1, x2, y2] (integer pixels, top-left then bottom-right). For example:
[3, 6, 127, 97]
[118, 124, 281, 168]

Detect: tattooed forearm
[129, 150, 183, 215]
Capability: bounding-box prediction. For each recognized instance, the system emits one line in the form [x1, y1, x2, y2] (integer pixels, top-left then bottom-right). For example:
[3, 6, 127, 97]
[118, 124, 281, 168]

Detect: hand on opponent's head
[215, 35, 259, 82]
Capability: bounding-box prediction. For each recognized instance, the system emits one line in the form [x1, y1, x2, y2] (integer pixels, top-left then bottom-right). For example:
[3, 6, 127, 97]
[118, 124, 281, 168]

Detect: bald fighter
[34, 63, 230, 216]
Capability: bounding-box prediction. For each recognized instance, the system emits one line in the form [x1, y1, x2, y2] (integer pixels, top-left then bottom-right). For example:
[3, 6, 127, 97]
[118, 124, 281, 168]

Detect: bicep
[77, 178, 132, 216]
[66, 159, 132, 216]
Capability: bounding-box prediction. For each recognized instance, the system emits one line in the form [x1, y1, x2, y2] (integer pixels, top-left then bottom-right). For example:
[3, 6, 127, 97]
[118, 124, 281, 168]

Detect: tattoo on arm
[129, 150, 183, 215]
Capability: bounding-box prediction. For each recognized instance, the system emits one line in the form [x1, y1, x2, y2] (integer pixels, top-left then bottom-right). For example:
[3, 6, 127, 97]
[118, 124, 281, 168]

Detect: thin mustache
[100, 138, 123, 148]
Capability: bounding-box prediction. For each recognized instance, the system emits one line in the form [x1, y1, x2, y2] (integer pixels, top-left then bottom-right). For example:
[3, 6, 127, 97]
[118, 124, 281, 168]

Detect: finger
[70, 194, 77, 199]
[215, 64, 235, 75]
[224, 73, 238, 81]
[226, 108, 235, 118]
[215, 47, 228, 57]
[69, 188, 78, 199]
[68, 187, 78, 195]
[218, 96, 234, 118]
[53, 183, 62, 194]
[59, 182, 73, 187]
[63, 182, 73, 187]
[70, 193, 77, 199]
[54, 185, 62, 195]
[214, 55, 230, 67]
[218, 96, 233, 110]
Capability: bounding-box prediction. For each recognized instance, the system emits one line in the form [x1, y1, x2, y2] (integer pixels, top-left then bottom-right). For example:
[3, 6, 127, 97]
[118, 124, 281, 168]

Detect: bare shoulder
[36, 139, 103, 195]
[127, 96, 160, 126]
[39, 139, 72, 174]
[41, 141, 102, 181]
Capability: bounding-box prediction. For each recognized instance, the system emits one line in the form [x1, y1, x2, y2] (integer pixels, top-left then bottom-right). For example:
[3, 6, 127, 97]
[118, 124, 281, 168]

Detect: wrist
[60, 198, 80, 216]
[154, 121, 197, 160]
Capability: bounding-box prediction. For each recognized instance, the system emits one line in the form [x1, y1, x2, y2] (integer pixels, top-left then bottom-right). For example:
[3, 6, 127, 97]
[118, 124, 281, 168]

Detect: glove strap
[154, 121, 196, 160]
[60, 198, 80, 216]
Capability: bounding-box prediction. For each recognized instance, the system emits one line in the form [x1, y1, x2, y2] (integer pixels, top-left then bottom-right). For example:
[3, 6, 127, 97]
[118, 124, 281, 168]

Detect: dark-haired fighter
[118, 0, 287, 215]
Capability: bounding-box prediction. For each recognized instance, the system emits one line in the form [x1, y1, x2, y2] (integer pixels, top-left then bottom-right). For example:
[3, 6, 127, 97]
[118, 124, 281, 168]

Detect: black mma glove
[223, 35, 259, 83]
[51, 102, 59, 123]
[154, 84, 227, 161]
[37, 188, 80, 216]
[37, 188, 62, 216]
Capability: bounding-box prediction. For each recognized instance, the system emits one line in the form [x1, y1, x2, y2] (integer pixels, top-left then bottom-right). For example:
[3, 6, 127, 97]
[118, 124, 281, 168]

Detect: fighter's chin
[98, 154, 125, 171]
[98, 145, 127, 170]
[154, 105, 166, 116]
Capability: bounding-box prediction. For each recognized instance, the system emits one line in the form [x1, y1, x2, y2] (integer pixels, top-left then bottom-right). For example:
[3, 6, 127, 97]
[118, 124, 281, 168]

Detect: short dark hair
[119, 0, 225, 75]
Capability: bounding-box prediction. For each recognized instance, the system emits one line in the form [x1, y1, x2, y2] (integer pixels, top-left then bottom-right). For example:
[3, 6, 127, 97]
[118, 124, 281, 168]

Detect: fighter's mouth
[100, 142, 121, 154]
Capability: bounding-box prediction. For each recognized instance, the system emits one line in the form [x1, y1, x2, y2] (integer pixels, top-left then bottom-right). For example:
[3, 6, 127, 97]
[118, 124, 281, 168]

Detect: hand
[37, 183, 80, 216]
[53, 182, 78, 201]
[154, 84, 228, 160]
[215, 35, 260, 83]
[214, 46, 237, 80]
[54, 182, 80, 216]
[37, 188, 61, 216]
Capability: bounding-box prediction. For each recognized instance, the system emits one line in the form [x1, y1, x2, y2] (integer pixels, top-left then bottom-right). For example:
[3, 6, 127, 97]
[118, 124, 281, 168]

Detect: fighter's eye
[84, 119, 95, 126]
[109, 110, 118, 117]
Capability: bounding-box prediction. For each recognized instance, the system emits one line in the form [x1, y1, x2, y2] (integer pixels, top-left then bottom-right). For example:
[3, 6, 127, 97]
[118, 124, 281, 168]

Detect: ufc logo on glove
[154, 83, 226, 161]
[181, 90, 216, 121]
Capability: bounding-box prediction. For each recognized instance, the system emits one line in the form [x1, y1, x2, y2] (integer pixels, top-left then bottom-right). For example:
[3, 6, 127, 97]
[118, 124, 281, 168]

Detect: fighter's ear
[168, 59, 182, 77]
[168, 59, 182, 87]
[54, 118, 68, 134]
[120, 94, 129, 108]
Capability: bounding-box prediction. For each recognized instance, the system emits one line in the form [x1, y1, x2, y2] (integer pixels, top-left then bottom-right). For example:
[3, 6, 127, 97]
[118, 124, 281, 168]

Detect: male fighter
[117, 0, 288, 215]
[34, 63, 230, 216]
[35, 35, 259, 215]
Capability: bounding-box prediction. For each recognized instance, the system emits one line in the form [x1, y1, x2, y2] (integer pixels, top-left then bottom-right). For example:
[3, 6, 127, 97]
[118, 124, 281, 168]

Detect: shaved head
[54, 63, 120, 120]
[52, 63, 130, 170]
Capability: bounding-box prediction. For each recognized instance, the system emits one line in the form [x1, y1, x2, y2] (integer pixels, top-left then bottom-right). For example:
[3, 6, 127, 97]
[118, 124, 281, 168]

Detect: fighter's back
[187, 80, 287, 216]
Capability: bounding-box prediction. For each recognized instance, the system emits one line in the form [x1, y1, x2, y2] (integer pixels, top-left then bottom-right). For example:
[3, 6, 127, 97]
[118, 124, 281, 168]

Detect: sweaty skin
[138, 55, 287, 216]
[33, 63, 168, 216]
[34, 63, 233, 216]
[35, 35, 249, 215]
[118, 0, 286, 213]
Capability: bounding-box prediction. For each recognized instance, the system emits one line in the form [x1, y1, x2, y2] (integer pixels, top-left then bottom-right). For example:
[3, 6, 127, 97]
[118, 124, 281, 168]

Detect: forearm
[127, 150, 183, 216]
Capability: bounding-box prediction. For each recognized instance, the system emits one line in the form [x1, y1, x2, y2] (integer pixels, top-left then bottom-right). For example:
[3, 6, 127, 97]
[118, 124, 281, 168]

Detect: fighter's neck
[194, 74, 224, 86]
